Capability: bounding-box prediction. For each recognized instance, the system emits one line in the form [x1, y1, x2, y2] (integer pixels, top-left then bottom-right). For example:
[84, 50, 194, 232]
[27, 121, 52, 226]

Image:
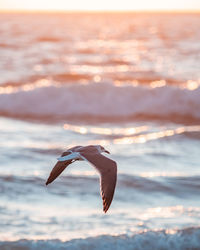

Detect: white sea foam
[1, 228, 200, 250]
[0, 82, 200, 121]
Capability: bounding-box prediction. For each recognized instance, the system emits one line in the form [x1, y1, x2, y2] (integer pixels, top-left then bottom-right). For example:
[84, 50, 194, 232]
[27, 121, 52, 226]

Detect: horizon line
[0, 9, 200, 14]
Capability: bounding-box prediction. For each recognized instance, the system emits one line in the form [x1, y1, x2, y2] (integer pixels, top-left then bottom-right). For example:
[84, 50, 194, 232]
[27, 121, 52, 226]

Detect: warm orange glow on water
[1, 79, 199, 95]
[0, 79, 52, 94]
[183, 80, 200, 90]
[84, 125, 200, 145]
[64, 123, 148, 136]
[150, 80, 166, 88]
[113, 126, 200, 144]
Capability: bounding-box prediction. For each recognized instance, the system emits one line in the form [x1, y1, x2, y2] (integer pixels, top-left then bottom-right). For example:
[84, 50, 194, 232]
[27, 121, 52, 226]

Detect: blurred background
[0, 0, 200, 249]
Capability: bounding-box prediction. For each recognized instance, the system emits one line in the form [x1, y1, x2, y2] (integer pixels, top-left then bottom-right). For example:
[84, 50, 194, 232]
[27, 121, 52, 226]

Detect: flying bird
[46, 145, 117, 213]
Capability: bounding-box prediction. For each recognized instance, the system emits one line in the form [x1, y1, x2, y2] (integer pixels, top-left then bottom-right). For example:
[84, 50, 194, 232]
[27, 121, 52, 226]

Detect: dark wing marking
[46, 160, 72, 185]
[46, 152, 73, 185]
[81, 153, 117, 213]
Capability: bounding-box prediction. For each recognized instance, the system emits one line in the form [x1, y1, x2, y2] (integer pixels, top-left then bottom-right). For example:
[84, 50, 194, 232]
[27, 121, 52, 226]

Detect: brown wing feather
[81, 153, 117, 213]
[46, 151, 74, 185]
[46, 160, 72, 185]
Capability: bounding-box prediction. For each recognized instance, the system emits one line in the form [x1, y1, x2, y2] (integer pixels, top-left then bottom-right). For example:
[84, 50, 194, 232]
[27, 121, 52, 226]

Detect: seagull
[46, 145, 117, 213]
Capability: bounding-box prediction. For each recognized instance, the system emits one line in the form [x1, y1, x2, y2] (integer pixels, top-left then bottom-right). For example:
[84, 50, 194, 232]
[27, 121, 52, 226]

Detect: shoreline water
[1, 227, 200, 250]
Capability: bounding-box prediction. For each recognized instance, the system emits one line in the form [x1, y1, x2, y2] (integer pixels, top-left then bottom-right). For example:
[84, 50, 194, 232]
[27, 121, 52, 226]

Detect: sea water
[0, 12, 200, 249]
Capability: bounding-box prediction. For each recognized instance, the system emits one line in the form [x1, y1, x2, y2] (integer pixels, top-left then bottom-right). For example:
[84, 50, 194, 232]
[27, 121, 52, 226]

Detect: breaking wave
[0, 81, 199, 123]
[1, 227, 200, 250]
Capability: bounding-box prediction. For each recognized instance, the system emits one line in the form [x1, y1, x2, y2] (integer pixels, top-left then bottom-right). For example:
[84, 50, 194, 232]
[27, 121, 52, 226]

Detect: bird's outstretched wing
[46, 160, 72, 185]
[81, 152, 117, 213]
[46, 151, 74, 185]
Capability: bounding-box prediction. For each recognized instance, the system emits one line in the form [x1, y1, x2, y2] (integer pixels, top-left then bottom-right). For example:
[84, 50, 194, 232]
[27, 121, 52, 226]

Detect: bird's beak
[105, 150, 110, 154]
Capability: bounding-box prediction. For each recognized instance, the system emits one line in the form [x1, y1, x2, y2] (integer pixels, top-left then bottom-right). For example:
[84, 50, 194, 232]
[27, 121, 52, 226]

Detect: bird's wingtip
[46, 180, 50, 185]
[103, 207, 109, 213]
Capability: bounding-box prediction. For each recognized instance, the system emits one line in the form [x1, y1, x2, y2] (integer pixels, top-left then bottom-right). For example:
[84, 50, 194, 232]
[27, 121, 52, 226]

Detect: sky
[0, 0, 200, 11]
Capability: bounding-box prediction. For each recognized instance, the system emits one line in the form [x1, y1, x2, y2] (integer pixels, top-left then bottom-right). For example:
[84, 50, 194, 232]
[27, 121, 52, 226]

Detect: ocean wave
[1, 227, 200, 250]
[0, 81, 200, 123]
[119, 175, 200, 197]
[1, 173, 200, 198]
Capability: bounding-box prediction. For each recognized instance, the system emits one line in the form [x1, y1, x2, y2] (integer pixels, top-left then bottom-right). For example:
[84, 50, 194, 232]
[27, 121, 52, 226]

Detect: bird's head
[99, 145, 110, 154]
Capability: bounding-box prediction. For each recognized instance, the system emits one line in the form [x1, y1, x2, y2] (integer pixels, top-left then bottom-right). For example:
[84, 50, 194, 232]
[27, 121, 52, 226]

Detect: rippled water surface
[0, 12, 200, 249]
